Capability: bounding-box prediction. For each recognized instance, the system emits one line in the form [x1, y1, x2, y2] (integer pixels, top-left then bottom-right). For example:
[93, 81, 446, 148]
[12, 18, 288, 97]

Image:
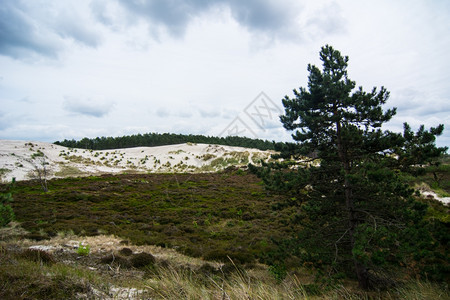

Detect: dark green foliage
[252, 45, 448, 289]
[130, 252, 156, 268]
[203, 248, 254, 265]
[0, 179, 15, 227]
[54, 132, 284, 151]
[397, 123, 447, 173]
[268, 264, 287, 283]
[119, 247, 133, 256]
[0, 203, 14, 227]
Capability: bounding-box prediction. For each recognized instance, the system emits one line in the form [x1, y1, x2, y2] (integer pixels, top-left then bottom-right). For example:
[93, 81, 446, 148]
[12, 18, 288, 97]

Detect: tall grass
[145, 265, 309, 300]
[0, 247, 448, 299]
[143, 266, 449, 300]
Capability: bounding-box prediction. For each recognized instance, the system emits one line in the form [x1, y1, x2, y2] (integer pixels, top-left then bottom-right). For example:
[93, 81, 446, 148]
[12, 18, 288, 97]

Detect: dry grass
[0, 226, 448, 299]
[145, 264, 309, 300]
[392, 280, 450, 300]
[0, 221, 29, 241]
[54, 165, 85, 177]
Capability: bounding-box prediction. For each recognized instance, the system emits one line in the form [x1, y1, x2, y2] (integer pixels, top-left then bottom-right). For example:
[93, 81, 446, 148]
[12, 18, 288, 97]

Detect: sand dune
[0, 140, 276, 182]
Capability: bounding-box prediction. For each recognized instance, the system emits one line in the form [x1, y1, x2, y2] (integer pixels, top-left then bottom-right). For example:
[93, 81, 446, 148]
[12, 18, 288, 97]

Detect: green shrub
[0, 203, 14, 227]
[268, 264, 287, 282]
[76, 243, 90, 256]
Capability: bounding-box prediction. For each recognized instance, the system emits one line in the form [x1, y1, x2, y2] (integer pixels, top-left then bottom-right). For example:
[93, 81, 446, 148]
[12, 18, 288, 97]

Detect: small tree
[26, 150, 49, 192]
[253, 45, 447, 288]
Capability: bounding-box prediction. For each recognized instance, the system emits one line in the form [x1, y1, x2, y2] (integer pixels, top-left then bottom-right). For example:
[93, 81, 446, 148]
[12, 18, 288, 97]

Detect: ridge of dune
[0, 139, 276, 182]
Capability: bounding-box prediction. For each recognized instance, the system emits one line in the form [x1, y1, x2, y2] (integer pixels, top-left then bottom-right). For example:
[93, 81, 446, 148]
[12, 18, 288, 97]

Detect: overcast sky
[1, 0, 449, 147]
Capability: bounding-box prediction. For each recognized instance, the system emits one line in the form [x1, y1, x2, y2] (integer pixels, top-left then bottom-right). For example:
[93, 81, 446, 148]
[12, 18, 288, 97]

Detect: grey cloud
[392, 89, 450, 116]
[0, 0, 101, 60]
[227, 0, 298, 37]
[63, 97, 114, 118]
[115, 0, 215, 37]
[112, 0, 301, 40]
[54, 13, 101, 48]
[105, 0, 349, 44]
[0, 1, 60, 59]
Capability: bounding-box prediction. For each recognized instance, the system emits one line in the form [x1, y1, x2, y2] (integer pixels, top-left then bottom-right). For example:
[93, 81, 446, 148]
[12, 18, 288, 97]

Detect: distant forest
[54, 133, 284, 151]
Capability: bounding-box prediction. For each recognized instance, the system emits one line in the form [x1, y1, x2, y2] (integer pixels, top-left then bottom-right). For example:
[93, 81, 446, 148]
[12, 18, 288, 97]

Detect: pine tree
[255, 45, 447, 288]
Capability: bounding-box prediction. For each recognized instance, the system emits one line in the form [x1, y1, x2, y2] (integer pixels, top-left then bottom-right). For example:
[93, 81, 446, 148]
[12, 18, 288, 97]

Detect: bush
[269, 264, 287, 282]
[119, 247, 133, 256]
[0, 204, 14, 227]
[130, 252, 156, 268]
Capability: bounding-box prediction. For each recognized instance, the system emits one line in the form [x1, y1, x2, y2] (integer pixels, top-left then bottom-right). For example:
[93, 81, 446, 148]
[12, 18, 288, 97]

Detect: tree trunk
[335, 117, 370, 289]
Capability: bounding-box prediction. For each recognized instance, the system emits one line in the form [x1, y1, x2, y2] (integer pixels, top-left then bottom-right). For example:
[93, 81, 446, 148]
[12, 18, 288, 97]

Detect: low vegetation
[0, 232, 448, 299]
[0, 164, 448, 298]
[8, 171, 292, 264]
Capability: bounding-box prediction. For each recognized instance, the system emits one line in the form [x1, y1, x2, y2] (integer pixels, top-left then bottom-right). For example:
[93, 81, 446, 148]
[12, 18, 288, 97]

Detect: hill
[0, 140, 277, 182]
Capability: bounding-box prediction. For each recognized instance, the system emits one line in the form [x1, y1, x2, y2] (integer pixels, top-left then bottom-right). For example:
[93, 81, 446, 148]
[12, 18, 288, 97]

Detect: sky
[0, 0, 449, 147]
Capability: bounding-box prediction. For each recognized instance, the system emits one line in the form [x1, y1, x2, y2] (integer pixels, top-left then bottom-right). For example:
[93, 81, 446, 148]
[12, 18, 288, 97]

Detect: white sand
[0, 140, 276, 182]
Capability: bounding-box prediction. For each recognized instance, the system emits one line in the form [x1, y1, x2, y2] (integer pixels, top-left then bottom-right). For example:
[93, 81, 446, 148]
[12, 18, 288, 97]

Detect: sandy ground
[0, 140, 276, 182]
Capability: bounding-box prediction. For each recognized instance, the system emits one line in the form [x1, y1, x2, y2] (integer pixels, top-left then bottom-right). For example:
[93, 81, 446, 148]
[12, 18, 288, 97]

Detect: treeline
[54, 133, 283, 151]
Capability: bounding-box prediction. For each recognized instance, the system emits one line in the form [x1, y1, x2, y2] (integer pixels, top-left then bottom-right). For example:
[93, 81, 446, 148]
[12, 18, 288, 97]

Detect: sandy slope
[0, 140, 276, 182]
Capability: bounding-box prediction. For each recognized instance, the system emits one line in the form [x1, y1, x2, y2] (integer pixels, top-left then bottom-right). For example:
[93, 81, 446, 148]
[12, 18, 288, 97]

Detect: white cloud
[63, 96, 114, 118]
